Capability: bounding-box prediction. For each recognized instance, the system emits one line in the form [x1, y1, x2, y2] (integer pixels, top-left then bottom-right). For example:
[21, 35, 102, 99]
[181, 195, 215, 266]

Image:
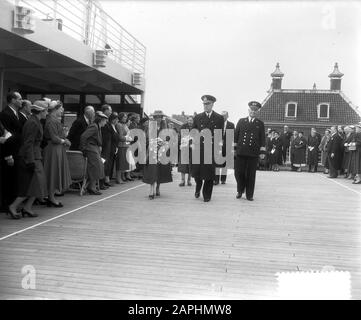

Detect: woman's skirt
[293, 148, 306, 166]
[43, 143, 71, 193]
[18, 158, 47, 198]
[85, 150, 104, 181]
[116, 147, 129, 172]
[143, 163, 173, 185]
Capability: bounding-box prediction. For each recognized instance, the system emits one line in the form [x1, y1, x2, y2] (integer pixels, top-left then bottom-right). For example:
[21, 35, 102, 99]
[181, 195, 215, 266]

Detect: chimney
[328, 62, 344, 91]
[270, 63, 284, 90]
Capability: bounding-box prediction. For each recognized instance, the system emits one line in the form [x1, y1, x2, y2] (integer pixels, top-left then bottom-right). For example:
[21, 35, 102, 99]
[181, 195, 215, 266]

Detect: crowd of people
[260, 124, 361, 183]
[1, 91, 361, 218]
[0, 91, 143, 219]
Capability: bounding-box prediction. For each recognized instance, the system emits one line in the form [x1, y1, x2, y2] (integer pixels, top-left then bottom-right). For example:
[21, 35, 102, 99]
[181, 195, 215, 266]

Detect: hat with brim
[48, 100, 62, 111]
[201, 95, 216, 103]
[248, 101, 262, 110]
[96, 111, 108, 119]
[32, 100, 49, 111]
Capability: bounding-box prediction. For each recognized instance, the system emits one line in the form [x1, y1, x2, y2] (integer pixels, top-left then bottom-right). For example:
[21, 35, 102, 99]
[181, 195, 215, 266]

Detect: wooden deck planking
[0, 169, 360, 299]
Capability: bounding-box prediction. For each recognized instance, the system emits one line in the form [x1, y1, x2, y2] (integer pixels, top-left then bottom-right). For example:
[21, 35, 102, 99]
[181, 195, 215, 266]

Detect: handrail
[10, 0, 146, 76]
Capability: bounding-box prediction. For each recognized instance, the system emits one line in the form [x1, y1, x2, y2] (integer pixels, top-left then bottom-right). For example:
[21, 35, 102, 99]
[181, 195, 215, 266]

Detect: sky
[101, 0, 361, 123]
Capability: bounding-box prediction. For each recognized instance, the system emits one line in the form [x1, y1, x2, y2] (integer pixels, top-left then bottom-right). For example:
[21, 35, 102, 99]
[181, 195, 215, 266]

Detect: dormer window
[285, 102, 297, 118]
[317, 103, 330, 119]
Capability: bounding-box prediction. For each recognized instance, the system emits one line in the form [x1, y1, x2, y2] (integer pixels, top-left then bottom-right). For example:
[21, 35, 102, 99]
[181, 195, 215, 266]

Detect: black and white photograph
[0, 0, 360, 303]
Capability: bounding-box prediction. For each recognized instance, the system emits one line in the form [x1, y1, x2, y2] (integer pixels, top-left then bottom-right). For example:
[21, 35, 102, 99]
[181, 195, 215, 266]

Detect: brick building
[259, 63, 361, 136]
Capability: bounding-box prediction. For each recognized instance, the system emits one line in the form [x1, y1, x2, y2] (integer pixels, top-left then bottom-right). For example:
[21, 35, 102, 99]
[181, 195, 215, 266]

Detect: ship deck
[0, 169, 360, 299]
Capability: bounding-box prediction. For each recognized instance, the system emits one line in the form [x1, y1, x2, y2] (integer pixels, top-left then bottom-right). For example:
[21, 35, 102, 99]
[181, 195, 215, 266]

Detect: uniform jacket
[0, 106, 22, 159]
[18, 115, 43, 164]
[234, 117, 265, 157]
[79, 123, 102, 154]
[191, 111, 224, 179]
[68, 116, 89, 150]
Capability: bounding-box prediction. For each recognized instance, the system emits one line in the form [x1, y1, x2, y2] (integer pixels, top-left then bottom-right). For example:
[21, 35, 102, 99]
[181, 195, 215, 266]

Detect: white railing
[11, 0, 146, 76]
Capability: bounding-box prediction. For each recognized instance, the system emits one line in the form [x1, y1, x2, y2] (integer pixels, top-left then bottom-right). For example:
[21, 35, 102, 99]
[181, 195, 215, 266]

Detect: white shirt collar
[84, 115, 90, 125]
[20, 111, 28, 119]
[248, 116, 254, 122]
[205, 111, 213, 117]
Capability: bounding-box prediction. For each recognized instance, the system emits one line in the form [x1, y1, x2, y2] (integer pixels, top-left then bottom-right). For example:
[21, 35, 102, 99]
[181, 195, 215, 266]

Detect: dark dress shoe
[148, 194, 155, 200]
[104, 182, 112, 187]
[204, 198, 210, 202]
[88, 189, 102, 195]
[214, 181, 219, 185]
[221, 181, 226, 184]
[99, 185, 108, 190]
[21, 209, 38, 218]
[187, 181, 192, 186]
[34, 199, 47, 205]
[47, 200, 63, 207]
[179, 182, 185, 187]
[246, 197, 254, 201]
[155, 191, 160, 196]
[195, 192, 200, 198]
[236, 193, 242, 199]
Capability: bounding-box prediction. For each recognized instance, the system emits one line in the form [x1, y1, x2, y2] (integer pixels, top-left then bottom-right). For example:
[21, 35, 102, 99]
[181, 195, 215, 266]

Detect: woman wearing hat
[101, 112, 120, 186]
[43, 101, 71, 207]
[307, 128, 320, 173]
[7, 103, 48, 219]
[293, 131, 307, 172]
[178, 115, 194, 186]
[143, 111, 172, 199]
[80, 111, 108, 195]
[115, 113, 134, 183]
[268, 131, 282, 171]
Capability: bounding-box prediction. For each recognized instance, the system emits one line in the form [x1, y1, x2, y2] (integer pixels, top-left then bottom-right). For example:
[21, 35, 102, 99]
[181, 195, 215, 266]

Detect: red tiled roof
[259, 90, 361, 124]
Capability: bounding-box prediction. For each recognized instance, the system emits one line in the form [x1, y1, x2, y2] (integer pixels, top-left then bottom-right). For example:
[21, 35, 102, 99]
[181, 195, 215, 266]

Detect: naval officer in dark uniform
[191, 95, 224, 202]
[234, 101, 266, 201]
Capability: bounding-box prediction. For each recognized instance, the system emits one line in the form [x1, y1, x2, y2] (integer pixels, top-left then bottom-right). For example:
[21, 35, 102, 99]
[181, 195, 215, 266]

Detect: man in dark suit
[191, 95, 224, 202]
[234, 101, 266, 201]
[214, 111, 235, 185]
[68, 105, 95, 150]
[327, 125, 343, 178]
[280, 125, 292, 164]
[0, 91, 23, 209]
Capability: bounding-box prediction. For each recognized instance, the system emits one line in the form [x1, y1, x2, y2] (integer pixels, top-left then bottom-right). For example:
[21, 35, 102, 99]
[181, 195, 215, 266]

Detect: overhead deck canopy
[0, 0, 145, 112]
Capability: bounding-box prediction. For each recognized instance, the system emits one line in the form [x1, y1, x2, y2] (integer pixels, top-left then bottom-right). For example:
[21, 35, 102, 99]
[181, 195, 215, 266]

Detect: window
[285, 102, 297, 118]
[85, 94, 101, 104]
[104, 95, 121, 104]
[43, 94, 60, 101]
[64, 94, 80, 104]
[25, 94, 42, 102]
[318, 103, 330, 119]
